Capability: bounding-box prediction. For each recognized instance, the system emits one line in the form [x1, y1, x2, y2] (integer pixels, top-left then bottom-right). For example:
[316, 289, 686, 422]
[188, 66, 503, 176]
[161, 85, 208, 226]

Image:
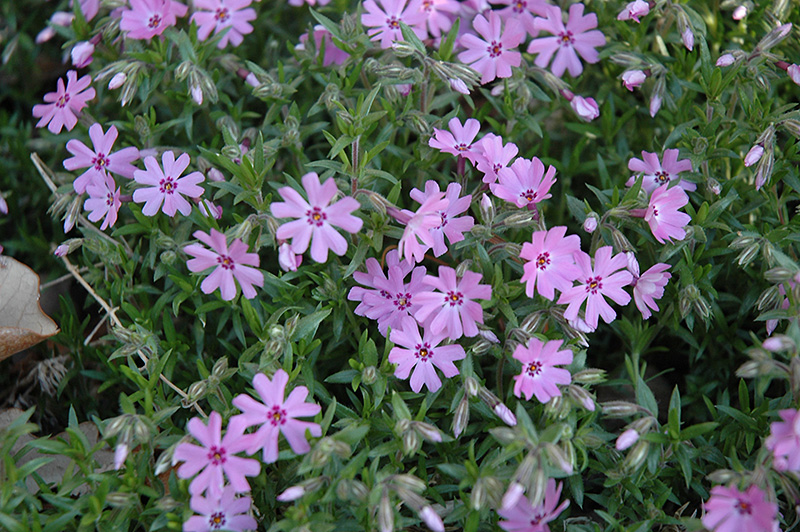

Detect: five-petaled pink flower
[512, 338, 573, 403]
[120, 0, 188, 40]
[133, 151, 205, 216]
[361, 0, 427, 49]
[558, 246, 633, 330]
[32, 70, 96, 134]
[428, 117, 482, 164]
[702, 485, 779, 532]
[348, 250, 412, 319]
[519, 226, 582, 301]
[231, 369, 322, 464]
[173, 412, 260, 499]
[498, 478, 570, 532]
[458, 11, 524, 84]
[409, 181, 474, 257]
[184, 229, 264, 301]
[184, 485, 257, 532]
[270, 172, 363, 263]
[414, 265, 492, 340]
[494, 0, 549, 37]
[632, 263, 671, 319]
[84, 173, 121, 230]
[627, 149, 695, 193]
[474, 133, 519, 184]
[64, 123, 140, 194]
[765, 408, 800, 472]
[388, 316, 466, 393]
[395, 192, 449, 264]
[528, 4, 606, 78]
[192, 0, 256, 48]
[641, 184, 692, 244]
[491, 156, 557, 209]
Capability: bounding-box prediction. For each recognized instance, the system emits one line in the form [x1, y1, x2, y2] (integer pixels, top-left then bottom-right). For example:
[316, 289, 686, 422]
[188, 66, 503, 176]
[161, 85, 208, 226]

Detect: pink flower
[519, 226, 582, 301]
[744, 144, 764, 167]
[788, 64, 800, 86]
[617, 0, 649, 22]
[643, 184, 691, 244]
[491, 156, 556, 209]
[84, 174, 121, 230]
[120, 0, 188, 40]
[173, 412, 260, 499]
[32, 71, 96, 134]
[278, 242, 302, 272]
[75, 0, 101, 20]
[511, 338, 573, 403]
[418, 0, 461, 39]
[458, 11, 524, 84]
[570, 95, 599, 121]
[388, 316, 466, 393]
[270, 172, 363, 263]
[474, 133, 519, 184]
[702, 485, 778, 532]
[288, 0, 330, 5]
[632, 263, 671, 319]
[297, 26, 350, 66]
[493, 0, 549, 37]
[414, 266, 492, 340]
[765, 408, 800, 472]
[627, 149, 695, 194]
[361, 0, 427, 49]
[557, 246, 633, 330]
[732, 5, 747, 20]
[365, 263, 427, 336]
[349, 250, 409, 315]
[184, 486, 257, 532]
[528, 4, 606, 78]
[231, 369, 322, 464]
[428, 117, 482, 163]
[409, 181, 474, 257]
[191, 0, 256, 49]
[71, 41, 95, 68]
[498, 478, 570, 532]
[621, 69, 647, 90]
[133, 151, 205, 216]
[183, 229, 264, 301]
[64, 123, 140, 194]
[396, 193, 449, 264]
[198, 199, 223, 219]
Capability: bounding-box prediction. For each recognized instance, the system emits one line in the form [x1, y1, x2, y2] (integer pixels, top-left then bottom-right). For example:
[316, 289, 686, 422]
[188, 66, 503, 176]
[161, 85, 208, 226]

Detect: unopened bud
[470, 479, 486, 510]
[757, 285, 781, 310]
[572, 368, 606, 385]
[707, 469, 739, 484]
[528, 467, 547, 507]
[501, 482, 525, 511]
[108, 72, 127, 90]
[615, 428, 640, 451]
[503, 211, 535, 227]
[413, 421, 442, 443]
[391, 42, 417, 57]
[762, 335, 796, 352]
[402, 429, 420, 455]
[568, 385, 596, 411]
[736, 243, 760, 267]
[378, 494, 393, 532]
[480, 194, 495, 224]
[583, 213, 598, 233]
[764, 267, 797, 283]
[420, 506, 444, 532]
[716, 54, 735, 67]
[452, 397, 469, 437]
[464, 376, 479, 397]
[623, 440, 649, 470]
[392, 474, 426, 493]
[601, 401, 642, 417]
[277, 485, 306, 502]
[544, 442, 573, 474]
[362, 365, 378, 385]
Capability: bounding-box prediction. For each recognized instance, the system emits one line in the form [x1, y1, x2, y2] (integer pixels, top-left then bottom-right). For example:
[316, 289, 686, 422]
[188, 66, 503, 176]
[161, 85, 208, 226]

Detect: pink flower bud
[397, 83, 413, 97]
[494, 403, 517, 426]
[788, 64, 800, 86]
[114, 443, 129, 470]
[732, 6, 747, 20]
[0, 196, 7, 215]
[762, 335, 796, 352]
[570, 95, 599, 122]
[682, 27, 694, 51]
[449, 78, 470, 95]
[716, 54, 735, 67]
[755, 167, 768, 190]
[617, 0, 650, 22]
[501, 482, 525, 510]
[108, 72, 127, 90]
[583, 215, 598, 233]
[245, 72, 259, 88]
[277, 486, 306, 502]
[50, 11, 75, 26]
[744, 144, 764, 167]
[625, 251, 640, 277]
[54, 244, 69, 257]
[478, 329, 499, 343]
[649, 93, 662, 118]
[198, 199, 222, 219]
[71, 41, 95, 68]
[621, 70, 647, 91]
[420, 506, 444, 532]
[0, 244, 4, 254]
[191, 84, 203, 105]
[278, 242, 302, 272]
[616, 428, 640, 451]
[207, 167, 225, 182]
[36, 27, 57, 44]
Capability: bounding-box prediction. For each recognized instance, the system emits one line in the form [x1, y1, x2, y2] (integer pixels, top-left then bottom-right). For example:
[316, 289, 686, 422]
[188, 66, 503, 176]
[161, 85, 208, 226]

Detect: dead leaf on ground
[0, 256, 60, 361]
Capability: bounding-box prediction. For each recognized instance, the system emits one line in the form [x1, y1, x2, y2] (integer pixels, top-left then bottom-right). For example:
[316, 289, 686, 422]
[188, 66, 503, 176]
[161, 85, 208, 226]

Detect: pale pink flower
[491, 156, 556, 209]
[32, 71, 96, 134]
[409, 181, 474, 257]
[702, 485, 778, 532]
[64, 123, 140, 194]
[474, 133, 518, 184]
[788, 64, 800, 86]
[498, 478, 570, 532]
[197, 199, 223, 219]
[519, 226, 582, 301]
[458, 11, 524, 84]
[71, 41, 95, 68]
[74, 0, 101, 20]
[765, 408, 800, 472]
[173, 412, 260, 499]
[388, 316, 466, 393]
[231, 369, 322, 464]
[622, 69, 647, 90]
[511, 338, 572, 403]
[361, 0, 427, 49]
[270, 172, 363, 263]
[642, 184, 691, 244]
[744, 145, 764, 167]
[192, 0, 256, 49]
[414, 266, 492, 340]
[428, 117, 482, 163]
[528, 4, 606, 78]
[84, 174, 121, 230]
[184, 486, 257, 532]
[633, 263, 671, 319]
[627, 149, 695, 194]
[396, 193, 449, 264]
[418, 0, 461, 39]
[183, 229, 263, 301]
[120, 0, 188, 40]
[570, 95, 599, 121]
[297, 26, 350, 66]
[493, 0, 549, 37]
[617, 0, 649, 22]
[133, 151, 205, 216]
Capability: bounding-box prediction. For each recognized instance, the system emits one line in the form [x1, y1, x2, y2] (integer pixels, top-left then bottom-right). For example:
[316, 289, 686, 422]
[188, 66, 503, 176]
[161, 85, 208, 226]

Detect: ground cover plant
[1, 0, 800, 531]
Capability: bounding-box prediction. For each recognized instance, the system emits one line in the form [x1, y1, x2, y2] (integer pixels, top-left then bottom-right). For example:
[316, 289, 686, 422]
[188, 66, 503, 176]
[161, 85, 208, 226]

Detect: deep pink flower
[184, 486, 257, 532]
[702, 485, 779, 532]
[120, 0, 188, 40]
[633, 263, 671, 319]
[519, 226, 582, 301]
[183, 229, 264, 301]
[348, 250, 412, 318]
[231, 369, 322, 464]
[498, 478, 570, 532]
[271, 172, 363, 264]
[617, 0, 649, 22]
[512, 338, 573, 403]
[396, 193, 449, 264]
[428, 117, 482, 163]
[361, 0, 427, 49]
[557, 246, 633, 330]
[491, 156, 556, 209]
[297, 26, 350, 66]
[32, 71, 96, 134]
[192, 0, 256, 49]
[627, 149, 695, 194]
[409, 181, 474, 257]
[765, 408, 800, 472]
[458, 11, 524, 84]
[527, 4, 606, 78]
[64, 123, 140, 194]
[173, 412, 260, 499]
[474, 133, 519, 184]
[621, 69, 647, 91]
[388, 316, 466, 393]
[83, 173, 121, 230]
[414, 266, 492, 340]
[643, 184, 691, 244]
[132, 151, 205, 217]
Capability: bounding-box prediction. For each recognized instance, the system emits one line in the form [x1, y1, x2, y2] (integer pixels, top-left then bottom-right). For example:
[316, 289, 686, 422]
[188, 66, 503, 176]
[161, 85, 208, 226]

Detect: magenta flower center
[415, 342, 433, 361]
[394, 293, 412, 310]
[217, 255, 235, 270]
[455, 142, 470, 152]
[56, 93, 71, 108]
[536, 252, 550, 270]
[736, 501, 752, 515]
[526, 360, 542, 377]
[148, 13, 162, 29]
[422, 0, 433, 11]
[514, 0, 527, 13]
[306, 206, 327, 227]
[487, 40, 503, 58]
[215, 8, 230, 22]
[209, 512, 226, 529]
[269, 405, 288, 426]
[159, 176, 176, 194]
[92, 153, 110, 170]
[207, 445, 227, 465]
[521, 189, 538, 203]
[436, 211, 448, 229]
[106, 192, 115, 206]
[386, 16, 400, 29]
[380, 289, 392, 300]
[559, 31, 574, 46]
[653, 171, 670, 184]
[585, 276, 603, 294]
[446, 291, 464, 306]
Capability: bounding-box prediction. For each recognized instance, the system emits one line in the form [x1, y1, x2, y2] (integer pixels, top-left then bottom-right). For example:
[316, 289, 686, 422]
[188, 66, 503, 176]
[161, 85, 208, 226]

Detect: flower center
[56, 93, 70, 108]
[148, 14, 162, 29]
[386, 16, 400, 29]
[559, 31, 574, 46]
[736, 501, 752, 515]
[217, 255, 235, 270]
[106, 192, 114, 206]
[394, 292, 412, 310]
[422, 0, 433, 11]
[654, 171, 670, 184]
[455, 143, 470, 152]
[215, 7, 230, 22]
[487, 40, 502, 58]
[269, 405, 288, 426]
[526, 360, 542, 377]
[415, 342, 433, 361]
[306, 206, 327, 227]
[585, 276, 603, 294]
[446, 291, 463, 306]
[521, 189, 538, 203]
[209, 512, 226, 529]
[536, 252, 550, 270]
[159, 176, 176, 194]
[514, 0, 526, 12]
[380, 289, 392, 300]
[207, 445, 226, 465]
[92, 153, 110, 170]
[436, 211, 448, 229]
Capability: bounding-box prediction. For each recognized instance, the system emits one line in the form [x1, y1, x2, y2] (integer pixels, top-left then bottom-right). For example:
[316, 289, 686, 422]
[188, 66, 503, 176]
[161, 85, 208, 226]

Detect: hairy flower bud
[583, 213, 599, 233]
[601, 401, 643, 417]
[452, 396, 469, 438]
[544, 442, 573, 474]
[480, 193, 495, 224]
[623, 440, 650, 470]
[568, 385, 596, 411]
[572, 368, 606, 385]
[501, 482, 526, 510]
[716, 54, 735, 67]
[413, 421, 442, 443]
[378, 494, 393, 532]
[762, 335, 796, 353]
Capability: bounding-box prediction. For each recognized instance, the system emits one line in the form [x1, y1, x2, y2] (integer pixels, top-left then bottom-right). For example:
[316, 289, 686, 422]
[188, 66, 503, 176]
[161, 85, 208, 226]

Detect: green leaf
[679, 422, 718, 440]
[292, 307, 332, 342]
[667, 386, 681, 440]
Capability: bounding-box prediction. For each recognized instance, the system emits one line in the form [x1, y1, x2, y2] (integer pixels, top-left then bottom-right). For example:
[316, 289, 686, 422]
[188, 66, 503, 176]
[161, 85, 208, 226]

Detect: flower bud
[572, 368, 606, 385]
[452, 396, 469, 438]
[732, 5, 747, 20]
[71, 41, 95, 68]
[464, 376, 480, 397]
[570, 95, 600, 122]
[789, 65, 800, 86]
[649, 83, 663, 117]
[615, 428, 640, 451]
[402, 429, 420, 455]
[583, 213, 598, 233]
[520, 312, 545, 335]
[391, 42, 417, 57]
[621, 70, 647, 91]
[277, 486, 306, 502]
[528, 467, 547, 507]
[602, 401, 642, 417]
[503, 211, 535, 227]
[568, 385, 596, 411]
[544, 442, 573, 474]
[623, 440, 650, 470]
[36, 27, 57, 44]
[716, 54, 735, 67]
[480, 193, 494, 224]
[279, 243, 301, 272]
[757, 23, 793, 52]
[707, 469, 739, 484]
[764, 267, 797, 283]
[392, 474, 426, 493]
[744, 144, 764, 167]
[470, 479, 486, 510]
[420, 506, 444, 532]
[413, 421, 442, 443]
[378, 494, 394, 532]
[762, 335, 796, 353]
[501, 482, 525, 510]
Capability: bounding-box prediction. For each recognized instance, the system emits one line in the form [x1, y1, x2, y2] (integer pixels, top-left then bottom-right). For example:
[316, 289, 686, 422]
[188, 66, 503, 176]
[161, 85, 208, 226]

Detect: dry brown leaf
[0, 256, 59, 361]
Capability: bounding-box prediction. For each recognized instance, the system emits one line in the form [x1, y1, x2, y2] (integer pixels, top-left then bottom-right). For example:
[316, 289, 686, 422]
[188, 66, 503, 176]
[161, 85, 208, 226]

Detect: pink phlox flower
[388, 316, 466, 393]
[71, 41, 95, 68]
[120, 0, 188, 40]
[84, 173, 121, 230]
[557, 247, 633, 330]
[419, 0, 461, 39]
[498, 478, 570, 532]
[297, 25, 350, 66]
[492, 0, 550, 37]
[271, 172, 363, 264]
[428, 117, 482, 164]
[191, 0, 256, 49]
[361, 0, 427, 49]
[184, 486, 257, 532]
[397, 192, 449, 264]
[132, 151, 205, 217]
[414, 265, 492, 339]
[278, 242, 302, 272]
[621, 69, 647, 91]
[702, 485, 779, 532]
[32, 70, 96, 134]
[231, 369, 322, 464]
[512, 338, 573, 403]
[64, 123, 140, 194]
[474, 133, 519, 184]
[366, 264, 427, 336]
[644, 184, 691, 244]
[173, 412, 260, 499]
[348, 250, 410, 316]
[570, 95, 599, 121]
[458, 11, 524, 84]
[627, 149, 695, 194]
[617, 0, 650, 22]
[528, 4, 605, 78]
[409, 181, 475, 256]
[519, 226, 582, 301]
[633, 263, 671, 319]
[491, 156, 556, 209]
[184, 229, 263, 301]
[765, 408, 800, 472]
